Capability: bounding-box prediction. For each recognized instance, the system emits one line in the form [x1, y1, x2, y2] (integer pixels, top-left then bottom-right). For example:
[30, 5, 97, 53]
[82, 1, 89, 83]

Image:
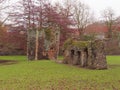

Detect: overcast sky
[53, 0, 120, 19]
[9, 0, 120, 19]
[81, 0, 120, 19]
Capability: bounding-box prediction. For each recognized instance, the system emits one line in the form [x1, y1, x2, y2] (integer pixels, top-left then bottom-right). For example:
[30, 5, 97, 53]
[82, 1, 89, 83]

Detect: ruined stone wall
[27, 29, 36, 60]
[27, 28, 59, 60]
[63, 40, 107, 70]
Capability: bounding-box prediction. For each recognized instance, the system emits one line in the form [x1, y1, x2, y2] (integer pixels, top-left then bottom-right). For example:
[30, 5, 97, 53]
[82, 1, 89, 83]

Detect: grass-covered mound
[0, 56, 120, 90]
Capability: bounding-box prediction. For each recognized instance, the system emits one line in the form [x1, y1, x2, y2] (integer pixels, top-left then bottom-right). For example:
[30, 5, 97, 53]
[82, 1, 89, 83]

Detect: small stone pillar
[91, 40, 107, 69]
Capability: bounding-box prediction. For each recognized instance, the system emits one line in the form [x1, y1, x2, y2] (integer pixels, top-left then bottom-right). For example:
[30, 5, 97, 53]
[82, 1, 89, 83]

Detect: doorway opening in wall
[71, 50, 74, 58]
[77, 51, 81, 65]
[84, 48, 88, 58]
[84, 48, 88, 66]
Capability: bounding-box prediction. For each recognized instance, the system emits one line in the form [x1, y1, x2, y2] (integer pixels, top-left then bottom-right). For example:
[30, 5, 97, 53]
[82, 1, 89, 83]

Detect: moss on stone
[71, 41, 91, 48]
[45, 29, 52, 41]
[92, 40, 103, 48]
[64, 39, 91, 49]
[63, 38, 73, 49]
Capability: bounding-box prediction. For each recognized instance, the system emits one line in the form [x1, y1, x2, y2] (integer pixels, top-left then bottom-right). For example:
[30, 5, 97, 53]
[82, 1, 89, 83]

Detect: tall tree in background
[22, 0, 36, 60]
[34, 0, 46, 60]
[44, 2, 73, 59]
[102, 8, 116, 38]
[54, 0, 73, 49]
[8, 0, 76, 60]
[0, 0, 27, 55]
[0, 0, 10, 25]
[9, 0, 38, 60]
[73, 1, 93, 39]
[0, 0, 7, 13]
[9, 0, 71, 60]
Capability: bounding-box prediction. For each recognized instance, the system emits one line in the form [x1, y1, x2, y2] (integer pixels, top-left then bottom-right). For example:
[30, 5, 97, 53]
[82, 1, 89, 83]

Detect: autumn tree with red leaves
[8, 0, 75, 60]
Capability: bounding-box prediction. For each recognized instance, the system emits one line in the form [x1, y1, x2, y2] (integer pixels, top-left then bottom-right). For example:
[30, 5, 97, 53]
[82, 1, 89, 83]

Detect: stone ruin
[63, 39, 107, 69]
[27, 27, 60, 60]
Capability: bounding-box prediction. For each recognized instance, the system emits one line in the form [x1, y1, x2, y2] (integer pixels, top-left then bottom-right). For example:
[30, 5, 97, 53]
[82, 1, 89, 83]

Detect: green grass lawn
[0, 56, 120, 90]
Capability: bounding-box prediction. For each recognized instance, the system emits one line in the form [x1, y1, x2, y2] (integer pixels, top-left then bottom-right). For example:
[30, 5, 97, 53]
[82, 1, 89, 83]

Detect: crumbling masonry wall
[27, 27, 60, 60]
[63, 39, 107, 69]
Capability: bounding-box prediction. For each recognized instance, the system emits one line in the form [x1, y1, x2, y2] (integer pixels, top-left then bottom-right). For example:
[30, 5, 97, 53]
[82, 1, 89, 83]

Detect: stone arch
[73, 50, 81, 65]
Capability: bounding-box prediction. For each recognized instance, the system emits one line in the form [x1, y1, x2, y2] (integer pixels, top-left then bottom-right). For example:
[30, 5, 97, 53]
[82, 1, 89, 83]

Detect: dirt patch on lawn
[0, 60, 18, 65]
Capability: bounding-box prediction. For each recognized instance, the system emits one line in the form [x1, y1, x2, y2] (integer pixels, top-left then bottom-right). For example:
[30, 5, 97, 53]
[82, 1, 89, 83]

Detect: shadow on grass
[108, 64, 120, 69]
[0, 60, 18, 65]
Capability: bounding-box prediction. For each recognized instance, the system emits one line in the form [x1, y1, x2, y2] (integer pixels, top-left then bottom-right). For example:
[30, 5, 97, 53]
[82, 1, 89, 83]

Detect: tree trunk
[56, 30, 60, 60]
[27, 29, 29, 60]
[35, 29, 39, 60]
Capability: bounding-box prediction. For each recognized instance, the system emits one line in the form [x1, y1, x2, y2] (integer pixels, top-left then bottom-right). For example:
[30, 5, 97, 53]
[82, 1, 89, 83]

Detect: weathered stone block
[63, 39, 107, 70]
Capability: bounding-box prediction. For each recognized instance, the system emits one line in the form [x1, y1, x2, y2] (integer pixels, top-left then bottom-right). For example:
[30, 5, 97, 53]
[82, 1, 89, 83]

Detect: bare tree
[35, 0, 48, 60]
[0, 0, 10, 25]
[10, 0, 48, 60]
[102, 8, 116, 38]
[0, 0, 7, 10]
[53, 0, 73, 59]
[62, 0, 74, 18]
[73, 1, 93, 39]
